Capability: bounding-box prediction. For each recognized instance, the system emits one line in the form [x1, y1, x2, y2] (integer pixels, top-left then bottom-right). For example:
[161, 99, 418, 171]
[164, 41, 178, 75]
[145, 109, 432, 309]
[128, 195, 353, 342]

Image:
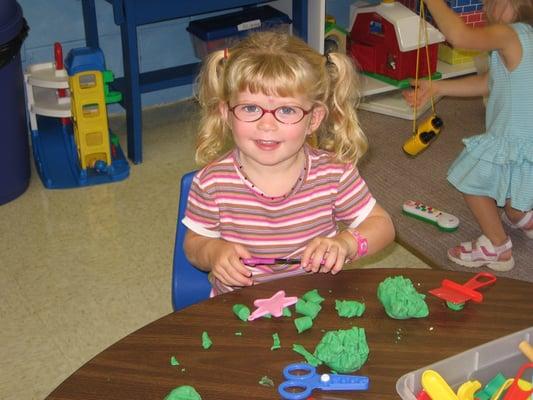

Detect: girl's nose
[257, 111, 278, 129]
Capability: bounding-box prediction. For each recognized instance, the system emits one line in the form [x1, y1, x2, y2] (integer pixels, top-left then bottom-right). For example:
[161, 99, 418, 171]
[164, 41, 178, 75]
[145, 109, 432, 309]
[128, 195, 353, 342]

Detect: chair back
[172, 170, 211, 311]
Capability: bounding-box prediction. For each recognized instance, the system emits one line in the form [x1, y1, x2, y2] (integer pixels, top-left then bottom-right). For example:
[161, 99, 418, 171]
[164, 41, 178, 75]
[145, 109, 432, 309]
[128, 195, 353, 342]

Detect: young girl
[403, 0, 533, 271]
[182, 31, 395, 295]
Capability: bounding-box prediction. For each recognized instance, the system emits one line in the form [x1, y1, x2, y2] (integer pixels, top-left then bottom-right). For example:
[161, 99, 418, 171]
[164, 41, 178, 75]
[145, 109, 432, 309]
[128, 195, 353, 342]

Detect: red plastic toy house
[349, 1, 444, 81]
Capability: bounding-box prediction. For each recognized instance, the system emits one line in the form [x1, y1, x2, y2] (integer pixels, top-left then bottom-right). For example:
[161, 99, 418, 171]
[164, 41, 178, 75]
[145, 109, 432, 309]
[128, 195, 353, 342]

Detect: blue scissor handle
[278, 363, 370, 400]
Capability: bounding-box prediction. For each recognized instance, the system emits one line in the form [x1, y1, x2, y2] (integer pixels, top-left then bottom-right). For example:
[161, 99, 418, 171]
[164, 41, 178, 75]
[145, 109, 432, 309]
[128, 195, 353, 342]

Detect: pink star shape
[248, 290, 298, 321]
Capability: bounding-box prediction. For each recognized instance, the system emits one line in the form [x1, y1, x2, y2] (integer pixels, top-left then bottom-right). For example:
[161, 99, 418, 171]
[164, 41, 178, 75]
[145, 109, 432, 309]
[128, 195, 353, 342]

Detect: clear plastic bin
[396, 327, 533, 399]
[187, 5, 291, 59]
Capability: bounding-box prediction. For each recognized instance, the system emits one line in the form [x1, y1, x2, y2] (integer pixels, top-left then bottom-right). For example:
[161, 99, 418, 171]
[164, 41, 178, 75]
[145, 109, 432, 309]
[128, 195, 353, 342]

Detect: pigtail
[195, 50, 232, 166]
[319, 52, 368, 164]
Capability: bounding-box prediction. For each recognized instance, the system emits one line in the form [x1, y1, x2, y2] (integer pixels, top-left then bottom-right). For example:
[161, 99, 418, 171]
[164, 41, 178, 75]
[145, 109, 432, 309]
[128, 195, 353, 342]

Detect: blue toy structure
[25, 46, 129, 189]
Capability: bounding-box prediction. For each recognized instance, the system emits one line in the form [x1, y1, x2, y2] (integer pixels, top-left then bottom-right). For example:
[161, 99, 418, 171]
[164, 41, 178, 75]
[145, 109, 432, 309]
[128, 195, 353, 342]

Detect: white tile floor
[0, 100, 429, 400]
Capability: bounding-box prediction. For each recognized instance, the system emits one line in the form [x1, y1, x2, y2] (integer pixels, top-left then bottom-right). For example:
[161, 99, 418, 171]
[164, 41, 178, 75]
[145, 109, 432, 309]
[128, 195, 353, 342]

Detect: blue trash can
[0, 0, 29, 205]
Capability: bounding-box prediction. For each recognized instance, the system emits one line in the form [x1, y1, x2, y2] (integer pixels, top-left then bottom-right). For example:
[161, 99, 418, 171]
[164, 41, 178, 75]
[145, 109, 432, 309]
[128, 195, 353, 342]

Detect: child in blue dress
[403, 0, 533, 271]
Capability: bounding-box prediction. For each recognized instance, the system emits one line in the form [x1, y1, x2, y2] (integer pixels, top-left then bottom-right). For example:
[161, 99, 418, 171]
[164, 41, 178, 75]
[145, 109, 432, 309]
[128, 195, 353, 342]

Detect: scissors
[278, 362, 369, 400]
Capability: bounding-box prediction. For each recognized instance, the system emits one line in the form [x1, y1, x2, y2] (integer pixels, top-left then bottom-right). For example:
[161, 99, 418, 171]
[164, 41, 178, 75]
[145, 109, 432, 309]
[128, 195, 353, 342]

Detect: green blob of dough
[335, 300, 365, 318]
[295, 299, 322, 319]
[314, 327, 369, 373]
[282, 307, 292, 317]
[377, 276, 429, 319]
[170, 356, 179, 366]
[164, 385, 202, 400]
[292, 343, 322, 366]
[294, 316, 313, 333]
[232, 304, 250, 321]
[201, 331, 212, 349]
[302, 289, 325, 304]
[258, 376, 274, 387]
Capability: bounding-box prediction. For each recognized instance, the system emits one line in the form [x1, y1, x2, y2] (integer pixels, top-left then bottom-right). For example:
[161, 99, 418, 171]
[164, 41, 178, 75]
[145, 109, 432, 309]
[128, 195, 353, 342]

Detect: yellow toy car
[403, 114, 443, 156]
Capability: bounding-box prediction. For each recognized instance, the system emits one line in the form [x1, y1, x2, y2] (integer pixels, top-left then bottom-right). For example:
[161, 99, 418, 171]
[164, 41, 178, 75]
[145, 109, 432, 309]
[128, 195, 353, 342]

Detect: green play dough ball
[164, 385, 202, 400]
[314, 327, 369, 373]
[377, 276, 429, 319]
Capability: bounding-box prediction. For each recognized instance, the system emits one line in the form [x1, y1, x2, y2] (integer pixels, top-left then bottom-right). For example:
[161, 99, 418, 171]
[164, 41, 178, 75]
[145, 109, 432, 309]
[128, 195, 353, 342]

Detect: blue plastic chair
[171, 170, 211, 311]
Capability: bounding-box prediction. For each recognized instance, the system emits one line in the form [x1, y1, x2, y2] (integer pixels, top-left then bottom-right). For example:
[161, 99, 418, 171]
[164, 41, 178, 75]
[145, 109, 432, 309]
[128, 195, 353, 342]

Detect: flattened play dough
[314, 327, 369, 373]
[164, 386, 202, 400]
[377, 276, 429, 319]
[335, 300, 365, 317]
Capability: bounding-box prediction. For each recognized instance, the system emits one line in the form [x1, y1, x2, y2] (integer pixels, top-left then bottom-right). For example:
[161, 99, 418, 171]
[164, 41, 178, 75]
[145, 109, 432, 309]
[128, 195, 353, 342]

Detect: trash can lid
[0, 0, 23, 45]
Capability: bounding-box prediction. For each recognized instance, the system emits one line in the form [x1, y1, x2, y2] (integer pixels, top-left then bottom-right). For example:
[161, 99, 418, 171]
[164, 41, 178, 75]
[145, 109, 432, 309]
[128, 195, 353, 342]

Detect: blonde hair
[194, 31, 367, 166]
[484, 0, 533, 26]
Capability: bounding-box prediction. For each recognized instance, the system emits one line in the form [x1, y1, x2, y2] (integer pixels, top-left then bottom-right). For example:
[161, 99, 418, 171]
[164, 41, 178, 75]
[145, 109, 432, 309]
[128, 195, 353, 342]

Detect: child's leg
[448, 194, 514, 271]
[464, 194, 509, 250]
[502, 200, 533, 238]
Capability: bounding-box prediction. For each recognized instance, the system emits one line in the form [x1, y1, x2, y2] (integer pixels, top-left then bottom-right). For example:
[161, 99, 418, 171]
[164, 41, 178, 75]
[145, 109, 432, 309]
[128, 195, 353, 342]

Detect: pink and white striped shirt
[183, 144, 376, 294]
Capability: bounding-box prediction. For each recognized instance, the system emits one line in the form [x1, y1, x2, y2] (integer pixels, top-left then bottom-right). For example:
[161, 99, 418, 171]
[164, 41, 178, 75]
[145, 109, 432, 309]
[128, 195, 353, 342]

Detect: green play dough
[164, 385, 202, 400]
[377, 276, 429, 319]
[313, 327, 369, 373]
[295, 299, 322, 319]
[294, 316, 313, 333]
[232, 304, 250, 321]
[335, 300, 365, 317]
[292, 343, 322, 366]
[302, 289, 325, 304]
[201, 331, 212, 349]
[271, 333, 281, 350]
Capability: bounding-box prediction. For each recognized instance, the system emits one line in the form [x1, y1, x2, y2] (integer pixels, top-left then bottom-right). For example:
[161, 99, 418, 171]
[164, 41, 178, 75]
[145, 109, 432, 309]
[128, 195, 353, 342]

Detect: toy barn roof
[353, 1, 445, 51]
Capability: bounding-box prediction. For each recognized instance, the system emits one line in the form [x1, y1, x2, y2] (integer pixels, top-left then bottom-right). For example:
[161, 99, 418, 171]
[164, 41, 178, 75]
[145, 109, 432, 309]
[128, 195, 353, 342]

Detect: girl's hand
[402, 79, 438, 109]
[300, 236, 351, 275]
[209, 241, 254, 287]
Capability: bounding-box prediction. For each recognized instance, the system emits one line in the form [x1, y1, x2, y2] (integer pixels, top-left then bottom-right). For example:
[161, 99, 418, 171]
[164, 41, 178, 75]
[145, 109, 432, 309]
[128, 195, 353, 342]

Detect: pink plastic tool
[502, 362, 533, 400]
[428, 272, 497, 304]
[248, 290, 298, 321]
[242, 257, 302, 266]
[242, 257, 326, 266]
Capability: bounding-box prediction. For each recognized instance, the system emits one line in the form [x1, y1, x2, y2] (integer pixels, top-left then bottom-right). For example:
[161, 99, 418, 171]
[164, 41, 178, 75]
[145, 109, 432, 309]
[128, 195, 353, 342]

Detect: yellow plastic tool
[421, 370, 459, 400]
[457, 380, 482, 400]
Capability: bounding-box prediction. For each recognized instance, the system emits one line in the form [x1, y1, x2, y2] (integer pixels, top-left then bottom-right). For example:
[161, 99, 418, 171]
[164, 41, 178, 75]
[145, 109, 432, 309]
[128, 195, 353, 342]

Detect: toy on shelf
[428, 272, 496, 310]
[349, 0, 444, 87]
[402, 200, 459, 231]
[324, 16, 348, 55]
[278, 362, 369, 400]
[24, 43, 129, 189]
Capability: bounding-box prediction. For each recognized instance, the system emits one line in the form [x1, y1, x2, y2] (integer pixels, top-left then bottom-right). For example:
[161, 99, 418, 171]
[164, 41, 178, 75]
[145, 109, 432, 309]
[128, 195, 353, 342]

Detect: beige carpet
[357, 97, 533, 282]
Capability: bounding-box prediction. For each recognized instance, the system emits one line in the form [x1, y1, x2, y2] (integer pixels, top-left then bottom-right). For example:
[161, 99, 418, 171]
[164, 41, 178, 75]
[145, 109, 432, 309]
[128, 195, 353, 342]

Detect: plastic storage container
[396, 327, 533, 399]
[187, 5, 291, 59]
[0, 0, 29, 205]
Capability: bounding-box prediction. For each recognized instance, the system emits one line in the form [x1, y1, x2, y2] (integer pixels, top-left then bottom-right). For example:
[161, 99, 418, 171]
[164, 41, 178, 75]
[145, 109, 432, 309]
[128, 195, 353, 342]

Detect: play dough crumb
[302, 289, 325, 304]
[294, 316, 313, 333]
[335, 300, 365, 317]
[232, 304, 251, 321]
[201, 331, 212, 349]
[170, 356, 179, 366]
[258, 376, 274, 387]
[164, 385, 202, 400]
[271, 333, 281, 350]
[292, 343, 322, 366]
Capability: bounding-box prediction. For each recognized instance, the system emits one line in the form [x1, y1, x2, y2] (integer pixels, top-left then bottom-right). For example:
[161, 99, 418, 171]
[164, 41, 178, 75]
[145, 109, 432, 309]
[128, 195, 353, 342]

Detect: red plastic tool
[428, 272, 497, 304]
[502, 362, 533, 400]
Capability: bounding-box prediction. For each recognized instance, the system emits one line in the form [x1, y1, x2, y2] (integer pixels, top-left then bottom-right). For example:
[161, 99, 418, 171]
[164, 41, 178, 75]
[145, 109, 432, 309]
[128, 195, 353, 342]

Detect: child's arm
[301, 203, 395, 274]
[183, 230, 253, 287]
[403, 72, 489, 108]
[424, 0, 520, 69]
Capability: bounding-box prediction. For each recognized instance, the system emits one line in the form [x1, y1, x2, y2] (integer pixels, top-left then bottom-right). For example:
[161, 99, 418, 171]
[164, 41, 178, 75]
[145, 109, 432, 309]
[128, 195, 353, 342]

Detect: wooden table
[46, 268, 533, 400]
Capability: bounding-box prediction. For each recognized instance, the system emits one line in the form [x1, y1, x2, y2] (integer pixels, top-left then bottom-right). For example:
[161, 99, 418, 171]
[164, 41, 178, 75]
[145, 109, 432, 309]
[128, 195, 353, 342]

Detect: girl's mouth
[255, 139, 280, 150]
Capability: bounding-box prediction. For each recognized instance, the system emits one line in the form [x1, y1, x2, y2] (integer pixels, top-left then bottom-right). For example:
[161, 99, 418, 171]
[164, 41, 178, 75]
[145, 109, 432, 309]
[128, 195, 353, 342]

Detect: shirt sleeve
[181, 172, 221, 238]
[334, 164, 376, 228]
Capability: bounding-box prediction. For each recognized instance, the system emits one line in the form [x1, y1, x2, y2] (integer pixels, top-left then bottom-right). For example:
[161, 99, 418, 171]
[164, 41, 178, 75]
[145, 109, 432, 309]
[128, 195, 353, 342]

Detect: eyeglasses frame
[228, 103, 314, 124]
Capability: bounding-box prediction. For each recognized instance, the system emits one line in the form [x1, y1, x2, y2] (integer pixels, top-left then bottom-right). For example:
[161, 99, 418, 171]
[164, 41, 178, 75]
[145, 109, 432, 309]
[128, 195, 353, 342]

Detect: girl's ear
[308, 105, 326, 133]
[219, 101, 229, 122]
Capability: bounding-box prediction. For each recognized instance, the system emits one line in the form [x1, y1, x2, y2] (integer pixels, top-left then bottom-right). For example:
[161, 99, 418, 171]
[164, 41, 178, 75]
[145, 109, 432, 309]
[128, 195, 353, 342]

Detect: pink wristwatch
[347, 229, 368, 258]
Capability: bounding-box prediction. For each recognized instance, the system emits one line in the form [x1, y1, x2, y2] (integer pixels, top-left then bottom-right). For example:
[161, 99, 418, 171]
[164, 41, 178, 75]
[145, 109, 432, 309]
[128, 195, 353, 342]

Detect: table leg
[81, 0, 100, 48]
[119, 1, 143, 164]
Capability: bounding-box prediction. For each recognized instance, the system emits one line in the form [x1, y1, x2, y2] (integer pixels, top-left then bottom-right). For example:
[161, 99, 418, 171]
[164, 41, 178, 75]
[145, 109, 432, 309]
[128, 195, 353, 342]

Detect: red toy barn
[349, 1, 444, 81]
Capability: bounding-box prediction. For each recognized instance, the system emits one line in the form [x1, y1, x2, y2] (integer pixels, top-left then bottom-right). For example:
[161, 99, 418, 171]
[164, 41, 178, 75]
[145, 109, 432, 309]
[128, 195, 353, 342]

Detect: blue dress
[447, 23, 533, 212]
